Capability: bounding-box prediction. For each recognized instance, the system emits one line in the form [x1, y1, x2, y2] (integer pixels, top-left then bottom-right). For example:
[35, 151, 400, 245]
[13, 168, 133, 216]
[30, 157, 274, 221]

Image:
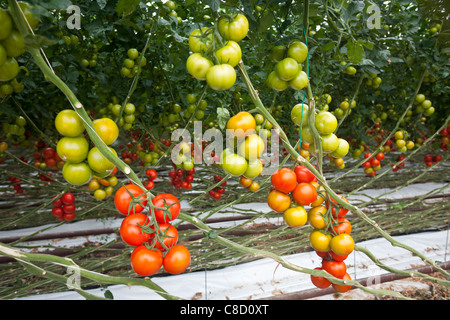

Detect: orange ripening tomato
[329, 217, 352, 235]
[267, 189, 291, 213]
[332, 273, 352, 293]
[271, 167, 297, 193]
[114, 184, 148, 215]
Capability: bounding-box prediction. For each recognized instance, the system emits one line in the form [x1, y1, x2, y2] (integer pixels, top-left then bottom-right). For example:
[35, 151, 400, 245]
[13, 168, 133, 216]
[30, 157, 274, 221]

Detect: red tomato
[51, 207, 64, 218]
[332, 273, 352, 293]
[271, 167, 297, 193]
[327, 194, 349, 218]
[310, 267, 331, 289]
[162, 244, 191, 275]
[146, 169, 158, 180]
[294, 165, 316, 183]
[330, 251, 348, 262]
[375, 152, 385, 161]
[120, 212, 152, 247]
[150, 223, 178, 251]
[61, 192, 75, 205]
[322, 259, 347, 279]
[151, 194, 181, 223]
[62, 203, 76, 214]
[329, 217, 352, 235]
[292, 182, 317, 206]
[130, 245, 163, 277]
[114, 184, 148, 215]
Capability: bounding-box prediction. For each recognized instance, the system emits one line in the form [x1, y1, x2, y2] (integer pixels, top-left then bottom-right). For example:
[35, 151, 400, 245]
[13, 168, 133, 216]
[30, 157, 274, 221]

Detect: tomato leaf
[346, 39, 365, 65]
[217, 107, 230, 130]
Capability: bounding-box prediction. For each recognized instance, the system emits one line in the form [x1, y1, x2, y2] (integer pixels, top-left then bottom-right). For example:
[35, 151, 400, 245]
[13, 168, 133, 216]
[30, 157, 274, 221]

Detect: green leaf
[217, 107, 230, 130]
[203, 0, 220, 12]
[115, 0, 142, 16]
[346, 39, 365, 64]
[258, 12, 274, 33]
[24, 34, 57, 48]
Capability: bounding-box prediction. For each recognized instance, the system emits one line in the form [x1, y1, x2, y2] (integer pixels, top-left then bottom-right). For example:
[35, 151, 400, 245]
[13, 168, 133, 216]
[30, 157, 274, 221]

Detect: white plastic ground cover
[15, 229, 449, 300]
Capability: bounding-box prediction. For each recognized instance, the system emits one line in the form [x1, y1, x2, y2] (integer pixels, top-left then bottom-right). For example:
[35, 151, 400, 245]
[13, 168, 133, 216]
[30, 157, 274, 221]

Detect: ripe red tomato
[271, 167, 297, 193]
[267, 189, 291, 213]
[310, 267, 331, 289]
[61, 192, 75, 205]
[327, 194, 350, 218]
[146, 169, 158, 180]
[329, 217, 352, 235]
[162, 244, 191, 275]
[150, 223, 178, 251]
[292, 182, 317, 206]
[151, 194, 181, 223]
[130, 245, 163, 277]
[294, 165, 316, 183]
[120, 212, 152, 247]
[322, 259, 347, 279]
[114, 184, 148, 215]
[330, 251, 348, 262]
[51, 207, 64, 218]
[332, 273, 352, 293]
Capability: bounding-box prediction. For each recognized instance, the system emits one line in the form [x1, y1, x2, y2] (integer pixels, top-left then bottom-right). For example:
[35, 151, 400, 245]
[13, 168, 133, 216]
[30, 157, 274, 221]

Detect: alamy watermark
[366, 4, 381, 30]
[66, 5, 81, 30]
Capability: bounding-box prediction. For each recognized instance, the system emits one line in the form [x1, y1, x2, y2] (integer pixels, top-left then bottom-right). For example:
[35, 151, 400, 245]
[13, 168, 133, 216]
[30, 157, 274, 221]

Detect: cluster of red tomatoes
[209, 174, 227, 200]
[362, 152, 385, 177]
[186, 14, 249, 91]
[114, 184, 190, 277]
[33, 145, 64, 171]
[8, 176, 23, 194]
[391, 155, 406, 172]
[168, 166, 194, 190]
[267, 165, 354, 292]
[439, 123, 450, 151]
[424, 154, 443, 167]
[51, 192, 76, 221]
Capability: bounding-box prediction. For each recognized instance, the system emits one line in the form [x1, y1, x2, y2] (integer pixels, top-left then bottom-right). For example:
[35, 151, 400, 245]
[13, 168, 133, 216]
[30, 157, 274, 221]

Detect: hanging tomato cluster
[186, 14, 249, 92]
[51, 192, 76, 221]
[267, 164, 355, 292]
[362, 151, 385, 177]
[114, 185, 191, 277]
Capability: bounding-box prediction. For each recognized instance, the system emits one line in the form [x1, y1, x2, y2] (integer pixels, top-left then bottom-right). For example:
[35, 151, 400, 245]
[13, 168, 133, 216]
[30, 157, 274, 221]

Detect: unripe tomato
[0, 57, 19, 81]
[93, 118, 119, 145]
[267, 70, 288, 91]
[275, 57, 299, 81]
[220, 150, 248, 176]
[87, 146, 117, 174]
[331, 138, 349, 158]
[62, 162, 92, 186]
[315, 111, 337, 135]
[188, 27, 213, 53]
[308, 206, 327, 229]
[215, 40, 242, 67]
[321, 133, 339, 153]
[287, 41, 308, 63]
[56, 136, 89, 163]
[218, 14, 249, 42]
[0, 44, 6, 66]
[271, 167, 297, 193]
[55, 109, 85, 137]
[186, 53, 213, 80]
[206, 64, 236, 91]
[267, 189, 291, 213]
[243, 159, 263, 179]
[270, 45, 286, 63]
[2, 30, 25, 57]
[291, 103, 309, 126]
[0, 8, 12, 40]
[238, 134, 265, 160]
[289, 70, 309, 90]
[226, 111, 256, 139]
[283, 206, 307, 227]
[309, 229, 332, 252]
[330, 233, 355, 256]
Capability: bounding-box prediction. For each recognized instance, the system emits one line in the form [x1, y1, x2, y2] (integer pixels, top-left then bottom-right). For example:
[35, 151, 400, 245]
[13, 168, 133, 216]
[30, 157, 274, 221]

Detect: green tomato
[188, 27, 213, 53]
[0, 44, 6, 66]
[87, 146, 117, 174]
[321, 133, 339, 153]
[186, 53, 213, 80]
[54, 109, 85, 137]
[127, 48, 139, 60]
[275, 57, 299, 81]
[215, 40, 242, 67]
[220, 149, 248, 176]
[2, 29, 25, 57]
[287, 41, 308, 63]
[331, 138, 349, 158]
[0, 57, 19, 81]
[270, 45, 286, 63]
[243, 158, 263, 179]
[0, 9, 12, 40]
[56, 136, 89, 164]
[218, 14, 249, 42]
[291, 103, 309, 126]
[238, 134, 265, 160]
[206, 64, 236, 91]
[315, 111, 337, 135]
[267, 71, 288, 91]
[62, 162, 92, 186]
[289, 70, 309, 90]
